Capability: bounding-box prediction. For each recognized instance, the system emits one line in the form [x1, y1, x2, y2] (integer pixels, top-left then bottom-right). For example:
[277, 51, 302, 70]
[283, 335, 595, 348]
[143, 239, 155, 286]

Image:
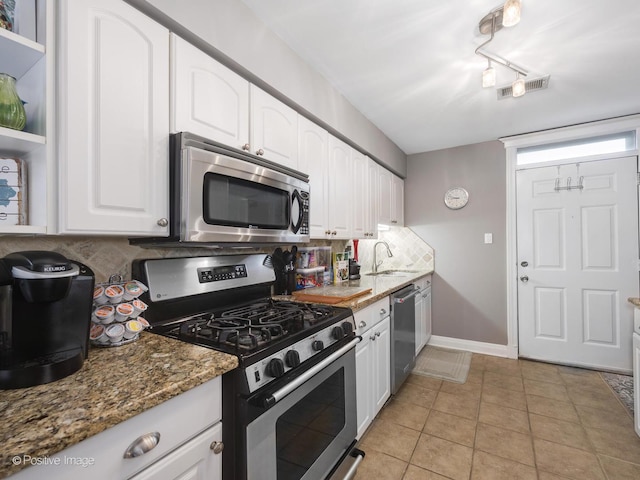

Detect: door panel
[517, 156, 638, 371]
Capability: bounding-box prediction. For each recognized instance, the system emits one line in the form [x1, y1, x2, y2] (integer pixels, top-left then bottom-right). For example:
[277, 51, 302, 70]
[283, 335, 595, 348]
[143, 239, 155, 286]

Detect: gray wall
[128, 0, 407, 176]
[406, 141, 508, 345]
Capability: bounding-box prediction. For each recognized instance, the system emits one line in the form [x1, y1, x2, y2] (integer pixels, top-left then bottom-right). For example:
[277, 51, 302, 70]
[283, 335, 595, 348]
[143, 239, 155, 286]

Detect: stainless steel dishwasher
[390, 284, 418, 394]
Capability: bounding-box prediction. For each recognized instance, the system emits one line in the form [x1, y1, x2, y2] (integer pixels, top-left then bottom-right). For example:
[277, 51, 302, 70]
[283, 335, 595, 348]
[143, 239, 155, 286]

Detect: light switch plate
[484, 233, 493, 244]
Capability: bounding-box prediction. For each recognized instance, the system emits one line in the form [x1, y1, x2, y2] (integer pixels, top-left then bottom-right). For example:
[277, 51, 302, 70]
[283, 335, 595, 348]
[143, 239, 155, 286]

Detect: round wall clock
[444, 187, 469, 210]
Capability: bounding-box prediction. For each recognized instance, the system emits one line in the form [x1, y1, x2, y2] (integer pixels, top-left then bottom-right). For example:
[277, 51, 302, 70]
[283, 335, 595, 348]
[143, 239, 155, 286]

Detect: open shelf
[0, 126, 45, 156]
[0, 27, 45, 79]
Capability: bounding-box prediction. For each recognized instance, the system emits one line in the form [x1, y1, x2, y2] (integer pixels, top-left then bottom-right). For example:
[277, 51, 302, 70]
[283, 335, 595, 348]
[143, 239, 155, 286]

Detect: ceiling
[241, 0, 640, 155]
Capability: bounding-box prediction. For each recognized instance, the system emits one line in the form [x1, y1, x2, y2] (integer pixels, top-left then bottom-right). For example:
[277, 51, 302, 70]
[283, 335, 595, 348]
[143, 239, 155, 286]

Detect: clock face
[444, 187, 469, 209]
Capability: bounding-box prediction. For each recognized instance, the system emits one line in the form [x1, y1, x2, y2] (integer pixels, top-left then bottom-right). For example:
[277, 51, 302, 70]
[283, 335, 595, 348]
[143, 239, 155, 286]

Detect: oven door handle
[264, 336, 362, 408]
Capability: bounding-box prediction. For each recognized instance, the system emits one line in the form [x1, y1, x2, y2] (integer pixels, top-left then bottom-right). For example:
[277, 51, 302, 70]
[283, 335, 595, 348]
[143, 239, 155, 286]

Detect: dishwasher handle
[393, 288, 420, 303]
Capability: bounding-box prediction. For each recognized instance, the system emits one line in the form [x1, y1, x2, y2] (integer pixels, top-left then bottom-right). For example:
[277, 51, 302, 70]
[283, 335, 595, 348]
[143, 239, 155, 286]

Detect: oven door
[183, 145, 310, 243]
[246, 340, 359, 480]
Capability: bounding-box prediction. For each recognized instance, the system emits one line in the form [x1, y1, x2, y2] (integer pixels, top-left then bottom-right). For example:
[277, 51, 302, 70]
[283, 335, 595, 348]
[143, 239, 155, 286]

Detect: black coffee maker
[0, 251, 95, 389]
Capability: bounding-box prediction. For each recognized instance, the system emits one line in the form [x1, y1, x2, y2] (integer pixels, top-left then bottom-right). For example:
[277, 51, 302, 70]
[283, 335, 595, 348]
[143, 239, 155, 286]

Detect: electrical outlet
[484, 233, 493, 244]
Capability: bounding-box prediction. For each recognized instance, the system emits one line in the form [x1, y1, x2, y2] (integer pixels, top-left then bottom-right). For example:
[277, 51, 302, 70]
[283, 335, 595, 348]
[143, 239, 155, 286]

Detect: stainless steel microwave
[132, 132, 310, 247]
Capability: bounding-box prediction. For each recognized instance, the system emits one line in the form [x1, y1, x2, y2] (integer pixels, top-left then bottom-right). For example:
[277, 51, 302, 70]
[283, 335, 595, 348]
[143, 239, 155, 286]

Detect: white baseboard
[428, 335, 518, 359]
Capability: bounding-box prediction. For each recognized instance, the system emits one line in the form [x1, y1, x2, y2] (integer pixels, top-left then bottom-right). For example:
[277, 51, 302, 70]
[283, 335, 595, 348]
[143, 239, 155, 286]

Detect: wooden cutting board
[292, 286, 372, 304]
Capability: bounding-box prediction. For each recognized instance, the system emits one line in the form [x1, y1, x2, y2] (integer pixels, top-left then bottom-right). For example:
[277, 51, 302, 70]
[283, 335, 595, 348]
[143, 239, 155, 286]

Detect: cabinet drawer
[354, 297, 390, 336]
[10, 377, 222, 480]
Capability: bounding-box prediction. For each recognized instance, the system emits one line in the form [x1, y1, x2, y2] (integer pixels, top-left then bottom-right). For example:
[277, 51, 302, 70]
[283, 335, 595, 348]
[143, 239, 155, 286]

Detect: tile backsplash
[0, 236, 345, 283]
[355, 227, 434, 273]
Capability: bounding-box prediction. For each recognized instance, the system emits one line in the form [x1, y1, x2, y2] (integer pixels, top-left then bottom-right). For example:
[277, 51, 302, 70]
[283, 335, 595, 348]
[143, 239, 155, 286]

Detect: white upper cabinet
[366, 158, 378, 239]
[249, 85, 299, 170]
[58, 0, 170, 235]
[351, 149, 368, 239]
[327, 135, 352, 239]
[171, 34, 249, 150]
[298, 117, 329, 237]
[391, 173, 404, 226]
[377, 165, 404, 227]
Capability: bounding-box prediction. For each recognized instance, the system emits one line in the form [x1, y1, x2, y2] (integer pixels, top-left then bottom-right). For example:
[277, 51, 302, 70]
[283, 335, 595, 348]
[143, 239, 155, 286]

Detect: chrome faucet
[372, 241, 393, 273]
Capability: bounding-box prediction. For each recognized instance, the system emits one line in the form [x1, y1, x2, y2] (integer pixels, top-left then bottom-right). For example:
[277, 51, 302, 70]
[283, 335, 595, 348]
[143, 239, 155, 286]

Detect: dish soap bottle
[0, 73, 26, 131]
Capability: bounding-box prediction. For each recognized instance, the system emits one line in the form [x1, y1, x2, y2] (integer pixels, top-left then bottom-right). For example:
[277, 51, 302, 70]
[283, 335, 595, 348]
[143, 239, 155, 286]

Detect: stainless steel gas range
[133, 254, 365, 480]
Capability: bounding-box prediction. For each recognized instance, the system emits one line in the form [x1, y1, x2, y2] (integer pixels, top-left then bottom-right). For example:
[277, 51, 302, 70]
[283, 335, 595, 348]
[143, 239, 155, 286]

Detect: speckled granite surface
[628, 297, 640, 308]
[280, 269, 433, 311]
[0, 334, 237, 478]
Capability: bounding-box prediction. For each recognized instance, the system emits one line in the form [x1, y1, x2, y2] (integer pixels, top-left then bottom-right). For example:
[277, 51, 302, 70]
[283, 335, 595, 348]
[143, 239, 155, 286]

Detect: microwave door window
[203, 173, 290, 229]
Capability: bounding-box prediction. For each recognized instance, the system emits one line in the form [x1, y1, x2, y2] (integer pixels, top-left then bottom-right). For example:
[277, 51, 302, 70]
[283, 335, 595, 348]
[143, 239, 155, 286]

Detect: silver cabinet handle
[242, 143, 250, 151]
[331, 231, 337, 236]
[370, 335, 376, 341]
[521, 261, 529, 267]
[210, 441, 224, 454]
[256, 148, 265, 156]
[123, 432, 161, 458]
[380, 308, 387, 316]
[520, 276, 529, 283]
[325, 230, 331, 235]
[391, 220, 398, 224]
[156, 218, 168, 227]
[359, 320, 367, 328]
[375, 331, 381, 337]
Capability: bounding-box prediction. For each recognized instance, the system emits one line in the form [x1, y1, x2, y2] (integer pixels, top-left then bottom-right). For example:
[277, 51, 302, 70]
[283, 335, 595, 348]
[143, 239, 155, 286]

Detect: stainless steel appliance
[390, 284, 418, 394]
[132, 254, 364, 480]
[131, 132, 310, 247]
[0, 251, 94, 389]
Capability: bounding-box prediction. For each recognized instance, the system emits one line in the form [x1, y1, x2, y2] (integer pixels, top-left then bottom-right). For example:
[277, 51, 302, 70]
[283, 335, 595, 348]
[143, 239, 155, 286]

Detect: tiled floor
[355, 353, 640, 480]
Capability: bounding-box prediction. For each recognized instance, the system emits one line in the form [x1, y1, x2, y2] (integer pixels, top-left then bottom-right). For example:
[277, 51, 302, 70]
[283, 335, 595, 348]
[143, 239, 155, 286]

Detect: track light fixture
[474, 0, 546, 99]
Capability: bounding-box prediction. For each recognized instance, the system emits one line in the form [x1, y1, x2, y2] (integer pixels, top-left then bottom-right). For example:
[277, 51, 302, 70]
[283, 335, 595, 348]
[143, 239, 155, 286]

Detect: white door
[516, 156, 639, 371]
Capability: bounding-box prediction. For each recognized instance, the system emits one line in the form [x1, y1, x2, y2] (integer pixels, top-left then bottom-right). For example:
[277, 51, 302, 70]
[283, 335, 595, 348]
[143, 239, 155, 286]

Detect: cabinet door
[171, 34, 249, 149]
[131, 423, 223, 480]
[366, 158, 379, 239]
[327, 135, 352, 238]
[415, 293, 424, 356]
[250, 85, 298, 170]
[298, 117, 329, 238]
[373, 317, 391, 414]
[351, 150, 368, 239]
[355, 336, 373, 440]
[59, 0, 169, 235]
[391, 174, 404, 226]
[423, 284, 432, 345]
[377, 165, 392, 226]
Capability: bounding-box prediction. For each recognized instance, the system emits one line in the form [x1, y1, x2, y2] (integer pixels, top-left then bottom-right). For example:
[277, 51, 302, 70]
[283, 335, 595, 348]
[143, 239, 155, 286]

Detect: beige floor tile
[537, 472, 577, 480]
[523, 378, 570, 402]
[533, 438, 605, 480]
[403, 465, 450, 480]
[598, 454, 640, 480]
[529, 412, 592, 451]
[406, 374, 443, 392]
[410, 433, 473, 480]
[471, 450, 537, 480]
[559, 370, 604, 389]
[354, 450, 408, 480]
[466, 368, 484, 385]
[520, 365, 565, 385]
[526, 394, 580, 423]
[475, 423, 535, 466]
[584, 426, 640, 464]
[432, 390, 480, 420]
[378, 398, 430, 431]
[567, 385, 628, 411]
[360, 419, 421, 462]
[395, 382, 439, 409]
[483, 359, 522, 378]
[575, 403, 634, 431]
[483, 371, 524, 392]
[478, 402, 530, 434]
[423, 410, 477, 447]
[481, 384, 527, 411]
[440, 380, 482, 398]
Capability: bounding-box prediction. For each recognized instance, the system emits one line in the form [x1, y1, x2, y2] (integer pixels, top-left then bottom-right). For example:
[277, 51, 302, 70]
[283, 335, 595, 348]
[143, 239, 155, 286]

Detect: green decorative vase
[0, 73, 26, 131]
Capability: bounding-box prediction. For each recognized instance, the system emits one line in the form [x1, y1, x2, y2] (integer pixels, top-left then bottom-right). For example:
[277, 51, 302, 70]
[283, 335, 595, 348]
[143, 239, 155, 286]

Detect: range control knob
[266, 358, 285, 378]
[341, 321, 354, 335]
[312, 340, 324, 351]
[332, 325, 345, 340]
[285, 350, 301, 368]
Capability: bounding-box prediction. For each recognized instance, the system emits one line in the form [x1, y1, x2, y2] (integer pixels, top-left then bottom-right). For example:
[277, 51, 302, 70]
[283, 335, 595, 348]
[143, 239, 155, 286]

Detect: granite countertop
[0, 334, 238, 478]
[628, 297, 640, 308]
[282, 269, 434, 311]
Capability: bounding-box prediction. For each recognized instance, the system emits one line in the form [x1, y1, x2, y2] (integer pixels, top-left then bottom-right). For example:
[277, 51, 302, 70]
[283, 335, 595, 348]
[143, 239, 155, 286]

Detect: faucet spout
[372, 241, 393, 273]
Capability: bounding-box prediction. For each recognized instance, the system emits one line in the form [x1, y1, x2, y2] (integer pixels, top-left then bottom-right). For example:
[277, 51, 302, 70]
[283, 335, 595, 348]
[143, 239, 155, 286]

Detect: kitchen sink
[365, 270, 415, 277]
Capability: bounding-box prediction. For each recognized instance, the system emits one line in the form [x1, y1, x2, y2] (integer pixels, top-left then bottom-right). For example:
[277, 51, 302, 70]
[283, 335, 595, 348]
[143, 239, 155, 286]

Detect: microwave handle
[291, 190, 304, 234]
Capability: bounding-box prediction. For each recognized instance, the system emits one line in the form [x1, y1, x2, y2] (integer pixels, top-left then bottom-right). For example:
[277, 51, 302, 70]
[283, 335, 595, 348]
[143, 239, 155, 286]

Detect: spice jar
[0, 73, 26, 130]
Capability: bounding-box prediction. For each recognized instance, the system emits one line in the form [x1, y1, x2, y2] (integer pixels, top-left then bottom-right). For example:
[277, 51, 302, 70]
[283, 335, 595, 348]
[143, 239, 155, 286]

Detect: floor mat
[601, 372, 634, 415]
[412, 346, 472, 384]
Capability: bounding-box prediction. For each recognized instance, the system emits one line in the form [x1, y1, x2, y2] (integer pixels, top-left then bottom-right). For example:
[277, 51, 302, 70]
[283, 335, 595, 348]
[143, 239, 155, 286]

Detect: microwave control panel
[198, 264, 247, 283]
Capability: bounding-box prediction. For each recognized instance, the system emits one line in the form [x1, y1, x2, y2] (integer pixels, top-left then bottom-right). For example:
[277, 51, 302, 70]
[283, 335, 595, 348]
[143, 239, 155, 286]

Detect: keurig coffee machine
[0, 251, 95, 389]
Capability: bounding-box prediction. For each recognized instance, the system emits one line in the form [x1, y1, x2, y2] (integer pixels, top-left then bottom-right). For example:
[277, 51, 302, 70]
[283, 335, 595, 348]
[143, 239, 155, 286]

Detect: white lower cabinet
[634, 331, 640, 437]
[415, 276, 432, 356]
[355, 297, 391, 439]
[8, 378, 223, 480]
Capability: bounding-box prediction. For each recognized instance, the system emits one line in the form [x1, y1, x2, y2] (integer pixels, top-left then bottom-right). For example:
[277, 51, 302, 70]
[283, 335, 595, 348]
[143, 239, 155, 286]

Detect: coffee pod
[137, 317, 150, 329]
[123, 281, 144, 301]
[105, 323, 125, 343]
[105, 285, 124, 304]
[115, 303, 134, 322]
[90, 324, 109, 344]
[93, 286, 108, 305]
[124, 320, 143, 339]
[93, 305, 115, 324]
[131, 299, 148, 317]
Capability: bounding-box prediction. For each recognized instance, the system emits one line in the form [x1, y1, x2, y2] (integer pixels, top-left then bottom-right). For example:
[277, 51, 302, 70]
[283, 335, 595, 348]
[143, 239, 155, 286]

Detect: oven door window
[276, 369, 346, 480]
[203, 172, 290, 229]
